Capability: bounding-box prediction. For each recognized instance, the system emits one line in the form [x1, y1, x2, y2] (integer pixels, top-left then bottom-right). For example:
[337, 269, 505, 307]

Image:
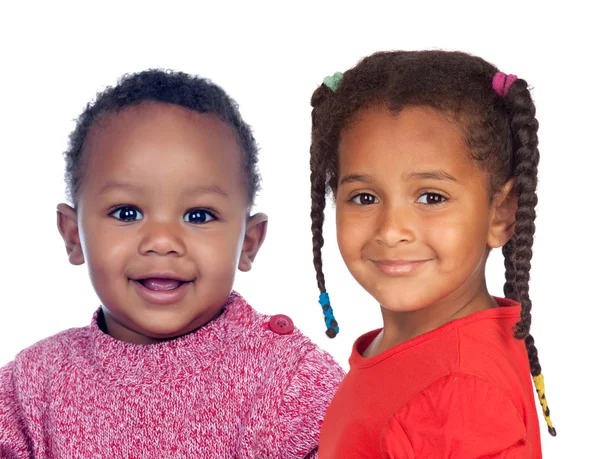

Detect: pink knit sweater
[0, 292, 344, 458]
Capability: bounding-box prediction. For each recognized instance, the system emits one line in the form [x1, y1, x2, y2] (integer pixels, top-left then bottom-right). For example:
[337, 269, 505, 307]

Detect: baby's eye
[350, 193, 379, 205]
[416, 193, 447, 205]
[110, 206, 143, 222]
[184, 209, 216, 224]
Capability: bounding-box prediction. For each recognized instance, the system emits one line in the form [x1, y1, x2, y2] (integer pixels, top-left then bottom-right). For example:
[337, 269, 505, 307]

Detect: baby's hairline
[66, 99, 260, 208]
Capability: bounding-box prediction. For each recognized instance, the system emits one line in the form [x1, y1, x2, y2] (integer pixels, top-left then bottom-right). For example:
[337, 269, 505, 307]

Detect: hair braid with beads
[502, 79, 556, 435]
[309, 88, 341, 338]
[309, 50, 555, 435]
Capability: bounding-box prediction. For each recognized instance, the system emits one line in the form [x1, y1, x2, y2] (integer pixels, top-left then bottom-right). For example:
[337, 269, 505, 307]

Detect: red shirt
[319, 298, 542, 458]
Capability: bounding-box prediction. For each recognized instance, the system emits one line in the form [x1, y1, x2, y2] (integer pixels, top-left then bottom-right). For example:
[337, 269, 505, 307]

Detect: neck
[100, 306, 225, 345]
[365, 281, 497, 357]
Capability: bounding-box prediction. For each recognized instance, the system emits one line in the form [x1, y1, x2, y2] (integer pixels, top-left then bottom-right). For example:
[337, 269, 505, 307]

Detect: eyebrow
[96, 181, 229, 198]
[339, 170, 458, 186]
[404, 170, 458, 182]
[96, 181, 140, 197]
[183, 184, 229, 198]
[339, 174, 373, 186]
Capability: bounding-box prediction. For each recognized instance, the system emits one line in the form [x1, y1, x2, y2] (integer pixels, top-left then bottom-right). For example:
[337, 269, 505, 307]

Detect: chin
[368, 286, 439, 313]
[377, 297, 429, 313]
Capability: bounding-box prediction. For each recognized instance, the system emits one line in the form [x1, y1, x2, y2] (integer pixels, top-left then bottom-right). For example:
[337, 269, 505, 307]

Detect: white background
[0, 0, 597, 456]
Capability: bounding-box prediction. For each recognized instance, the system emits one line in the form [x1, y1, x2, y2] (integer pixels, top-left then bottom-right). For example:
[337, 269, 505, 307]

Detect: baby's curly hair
[310, 50, 555, 436]
[64, 69, 260, 205]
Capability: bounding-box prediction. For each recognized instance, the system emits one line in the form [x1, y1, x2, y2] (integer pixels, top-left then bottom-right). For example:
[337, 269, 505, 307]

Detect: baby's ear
[488, 179, 517, 249]
[238, 213, 268, 272]
[57, 203, 85, 265]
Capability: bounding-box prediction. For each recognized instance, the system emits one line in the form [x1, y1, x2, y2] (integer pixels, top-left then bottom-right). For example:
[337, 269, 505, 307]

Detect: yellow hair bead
[533, 374, 556, 436]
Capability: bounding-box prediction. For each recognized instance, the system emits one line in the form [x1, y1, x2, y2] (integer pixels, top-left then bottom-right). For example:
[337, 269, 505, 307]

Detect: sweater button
[269, 315, 294, 334]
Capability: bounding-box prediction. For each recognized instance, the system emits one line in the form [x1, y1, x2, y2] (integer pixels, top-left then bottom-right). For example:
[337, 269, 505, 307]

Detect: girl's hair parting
[309, 50, 556, 436]
[64, 69, 260, 205]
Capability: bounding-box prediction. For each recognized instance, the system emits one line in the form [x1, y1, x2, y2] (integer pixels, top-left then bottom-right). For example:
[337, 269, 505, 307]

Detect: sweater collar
[88, 291, 250, 384]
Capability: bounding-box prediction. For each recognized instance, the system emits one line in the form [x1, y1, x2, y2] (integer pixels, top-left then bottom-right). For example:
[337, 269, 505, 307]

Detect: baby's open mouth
[135, 278, 187, 291]
[143, 279, 183, 291]
[129, 275, 193, 305]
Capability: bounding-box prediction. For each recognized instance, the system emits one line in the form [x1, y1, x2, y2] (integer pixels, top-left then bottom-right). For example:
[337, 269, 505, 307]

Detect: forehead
[80, 102, 246, 199]
[338, 105, 473, 174]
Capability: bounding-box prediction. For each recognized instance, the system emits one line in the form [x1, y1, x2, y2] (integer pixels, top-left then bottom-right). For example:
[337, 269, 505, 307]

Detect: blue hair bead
[319, 292, 330, 306]
[318, 291, 339, 337]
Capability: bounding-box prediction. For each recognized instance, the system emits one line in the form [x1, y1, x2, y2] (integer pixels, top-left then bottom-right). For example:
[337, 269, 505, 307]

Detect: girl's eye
[183, 209, 216, 224]
[350, 193, 379, 205]
[417, 193, 447, 205]
[110, 206, 142, 222]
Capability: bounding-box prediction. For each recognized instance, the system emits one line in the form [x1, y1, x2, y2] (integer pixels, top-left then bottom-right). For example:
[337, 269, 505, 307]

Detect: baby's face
[61, 102, 264, 343]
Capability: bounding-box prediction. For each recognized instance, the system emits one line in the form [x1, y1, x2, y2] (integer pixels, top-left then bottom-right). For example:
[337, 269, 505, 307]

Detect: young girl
[0, 70, 344, 458]
[309, 51, 554, 458]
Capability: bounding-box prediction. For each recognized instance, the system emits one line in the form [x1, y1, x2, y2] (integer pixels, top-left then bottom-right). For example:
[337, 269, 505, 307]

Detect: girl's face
[57, 102, 266, 344]
[336, 105, 513, 314]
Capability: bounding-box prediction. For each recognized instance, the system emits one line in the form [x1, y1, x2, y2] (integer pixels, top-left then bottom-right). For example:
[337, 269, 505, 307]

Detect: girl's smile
[370, 258, 431, 276]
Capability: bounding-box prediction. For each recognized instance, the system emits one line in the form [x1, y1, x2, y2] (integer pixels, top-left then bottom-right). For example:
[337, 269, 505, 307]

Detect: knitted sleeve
[383, 373, 533, 459]
[0, 361, 32, 458]
[252, 347, 344, 458]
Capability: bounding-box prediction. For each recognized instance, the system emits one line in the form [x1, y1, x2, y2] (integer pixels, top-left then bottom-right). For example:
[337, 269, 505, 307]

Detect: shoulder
[10, 325, 91, 379]
[221, 295, 344, 457]
[391, 373, 523, 420]
[383, 373, 532, 458]
[228, 293, 339, 360]
[454, 307, 530, 395]
[226, 293, 345, 381]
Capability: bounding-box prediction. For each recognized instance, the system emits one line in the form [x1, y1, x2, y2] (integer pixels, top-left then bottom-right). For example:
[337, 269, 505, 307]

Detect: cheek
[191, 222, 246, 272]
[79, 225, 134, 305]
[424, 208, 489, 270]
[81, 224, 133, 275]
[336, 209, 367, 261]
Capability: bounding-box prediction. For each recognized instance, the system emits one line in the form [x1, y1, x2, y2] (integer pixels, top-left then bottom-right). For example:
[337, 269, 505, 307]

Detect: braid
[502, 240, 517, 300]
[504, 79, 556, 436]
[309, 167, 327, 294]
[310, 84, 339, 338]
[508, 79, 539, 339]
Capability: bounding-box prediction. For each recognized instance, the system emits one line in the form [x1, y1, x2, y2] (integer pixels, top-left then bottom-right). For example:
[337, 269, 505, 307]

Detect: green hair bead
[323, 72, 344, 92]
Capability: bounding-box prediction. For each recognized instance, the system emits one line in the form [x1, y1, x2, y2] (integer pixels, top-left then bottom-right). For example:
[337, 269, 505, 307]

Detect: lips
[140, 278, 184, 291]
[372, 259, 429, 276]
[130, 274, 193, 305]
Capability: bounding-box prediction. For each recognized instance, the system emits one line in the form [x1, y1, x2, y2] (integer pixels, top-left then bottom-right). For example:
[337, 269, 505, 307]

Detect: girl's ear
[238, 213, 268, 272]
[488, 179, 517, 249]
[57, 203, 85, 265]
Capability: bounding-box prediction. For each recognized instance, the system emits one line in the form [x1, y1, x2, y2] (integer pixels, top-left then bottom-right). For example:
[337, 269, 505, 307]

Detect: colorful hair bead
[323, 72, 344, 92]
[319, 292, 339, 338]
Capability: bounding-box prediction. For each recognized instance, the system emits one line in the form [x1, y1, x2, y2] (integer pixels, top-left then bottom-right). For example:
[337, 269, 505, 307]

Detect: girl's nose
[375, 204, 416, 247]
